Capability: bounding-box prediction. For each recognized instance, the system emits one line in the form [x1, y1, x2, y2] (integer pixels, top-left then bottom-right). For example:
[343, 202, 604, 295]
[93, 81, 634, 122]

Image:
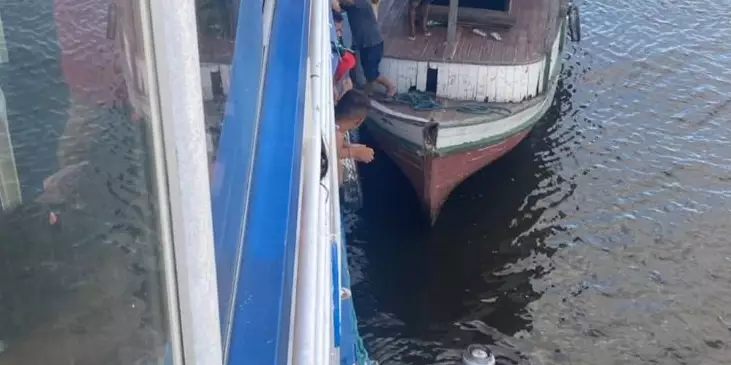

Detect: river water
[349, 0, 731, 364]
[1, 0, 730, 364]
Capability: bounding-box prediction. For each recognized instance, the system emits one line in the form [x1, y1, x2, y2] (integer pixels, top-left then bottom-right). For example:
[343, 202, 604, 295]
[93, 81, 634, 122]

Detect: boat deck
[378, 0, 562, 65]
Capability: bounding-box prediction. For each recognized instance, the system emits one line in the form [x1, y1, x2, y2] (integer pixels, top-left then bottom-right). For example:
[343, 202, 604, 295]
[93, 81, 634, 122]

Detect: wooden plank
[486, 66, 499, 102]
[475, 66, 488, 101]
[416, 61, 428, 91]
[435, 63, 449, 97]
[398, 59, 417, 92]
[200, 63, 215, 101]
[513, 64, 530, 101]
[537, 57, 546, 92]
[446, 63, 459, 99]
[526, 61, 539, 98]
[221, 65, 231, 96]
[457, 64, 478, 100]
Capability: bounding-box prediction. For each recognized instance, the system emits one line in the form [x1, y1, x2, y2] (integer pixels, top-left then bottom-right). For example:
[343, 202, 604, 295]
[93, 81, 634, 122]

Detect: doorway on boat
[431, 0, 510, 12]
[426, 67, 438, 94]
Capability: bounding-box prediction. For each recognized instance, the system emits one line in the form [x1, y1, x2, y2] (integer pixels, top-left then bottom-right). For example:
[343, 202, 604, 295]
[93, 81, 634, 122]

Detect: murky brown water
[349, 1, 731, 364]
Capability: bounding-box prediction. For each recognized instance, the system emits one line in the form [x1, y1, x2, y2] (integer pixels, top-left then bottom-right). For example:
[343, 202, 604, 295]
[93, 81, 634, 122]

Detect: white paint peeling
[380, 57, 546, 103]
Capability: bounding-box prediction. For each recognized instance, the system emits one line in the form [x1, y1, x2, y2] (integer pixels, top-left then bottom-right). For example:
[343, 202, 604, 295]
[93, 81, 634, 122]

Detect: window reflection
[196, 0, 240, 177]
[0, 0, 171, 364]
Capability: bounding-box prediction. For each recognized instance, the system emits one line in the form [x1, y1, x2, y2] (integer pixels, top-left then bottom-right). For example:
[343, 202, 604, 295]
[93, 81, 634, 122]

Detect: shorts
[359, 42, 384, 82]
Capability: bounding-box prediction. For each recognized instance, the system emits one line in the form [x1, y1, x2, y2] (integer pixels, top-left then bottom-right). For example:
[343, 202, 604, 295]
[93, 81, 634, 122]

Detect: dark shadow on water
[349, 79, 575, 364]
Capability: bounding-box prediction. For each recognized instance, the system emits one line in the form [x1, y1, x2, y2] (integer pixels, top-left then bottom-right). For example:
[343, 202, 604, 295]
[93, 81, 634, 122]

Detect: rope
[381, 90, 513, 116]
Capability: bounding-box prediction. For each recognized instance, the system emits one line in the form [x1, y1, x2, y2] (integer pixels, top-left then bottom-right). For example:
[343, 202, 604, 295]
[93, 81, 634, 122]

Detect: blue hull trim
[340, 226, 359, 365]
[209, 0, 264, 345]
[332, 242, 342, 347]
[221, 0, 311, 363]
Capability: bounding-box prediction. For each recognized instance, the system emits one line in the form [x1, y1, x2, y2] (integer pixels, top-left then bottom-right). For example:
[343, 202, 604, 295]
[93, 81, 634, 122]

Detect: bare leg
[420, 3, 431, 36]
[408, 3, 417, 40]
[375, 75, 396, 97]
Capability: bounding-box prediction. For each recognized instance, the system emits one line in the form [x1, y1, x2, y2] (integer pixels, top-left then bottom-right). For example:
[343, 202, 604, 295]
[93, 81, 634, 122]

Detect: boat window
[431, 0, 511, 12]
[195, 0, 238, 179]
[0, 0, 178, 364]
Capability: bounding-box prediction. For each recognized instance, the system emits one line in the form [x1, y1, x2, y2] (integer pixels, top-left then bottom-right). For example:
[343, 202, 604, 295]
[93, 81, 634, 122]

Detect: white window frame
[138, 0, 224, 364]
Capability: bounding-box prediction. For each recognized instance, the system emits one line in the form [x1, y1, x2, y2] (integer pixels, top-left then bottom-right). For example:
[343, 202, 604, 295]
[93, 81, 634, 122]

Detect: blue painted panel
[332, 242, 342, 347]
[340, 227, 358, 365]
[210, 0, 264, 342]
[226, 0, 311, 362]
[209, 0, 264, 343]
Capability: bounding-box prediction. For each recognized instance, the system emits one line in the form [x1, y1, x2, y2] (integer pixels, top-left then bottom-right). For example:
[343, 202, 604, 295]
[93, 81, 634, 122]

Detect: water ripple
[354, 0, 731, 363]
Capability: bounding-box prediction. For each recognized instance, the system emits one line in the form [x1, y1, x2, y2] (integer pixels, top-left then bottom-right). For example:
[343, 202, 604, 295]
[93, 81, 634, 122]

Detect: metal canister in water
[462, 344, 495, 365]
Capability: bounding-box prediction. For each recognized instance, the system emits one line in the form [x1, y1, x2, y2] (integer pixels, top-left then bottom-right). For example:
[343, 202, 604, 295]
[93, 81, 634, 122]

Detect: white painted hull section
[381, 58, 544, 102]
[369, 101, 429, 147]
[370, 77, 557, 152]
[436, 80, 556, 150]
[200, 62, 232, 101]
[379, 25, 564, 103]
[369, 26, 564, 153]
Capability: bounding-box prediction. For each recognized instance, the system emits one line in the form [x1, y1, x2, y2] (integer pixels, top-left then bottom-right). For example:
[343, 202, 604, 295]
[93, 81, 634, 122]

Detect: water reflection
[354, 0, 731, 364]
[0, 0, 171, 363]
[350, 79, 572, 364]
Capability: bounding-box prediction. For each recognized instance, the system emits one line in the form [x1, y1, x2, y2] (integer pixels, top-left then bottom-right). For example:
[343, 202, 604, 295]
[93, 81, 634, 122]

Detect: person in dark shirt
[333, 0, 396, 97]
[408, 0, 432, 40]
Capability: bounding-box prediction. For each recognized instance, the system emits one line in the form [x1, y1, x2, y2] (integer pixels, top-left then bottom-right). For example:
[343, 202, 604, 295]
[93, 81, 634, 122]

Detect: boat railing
[291, 0, 344, 361]
[208, 0, 342, 362]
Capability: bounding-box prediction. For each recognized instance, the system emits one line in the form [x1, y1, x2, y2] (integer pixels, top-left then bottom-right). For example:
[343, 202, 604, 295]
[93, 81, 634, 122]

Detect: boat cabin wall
[380, 25, 563, 103]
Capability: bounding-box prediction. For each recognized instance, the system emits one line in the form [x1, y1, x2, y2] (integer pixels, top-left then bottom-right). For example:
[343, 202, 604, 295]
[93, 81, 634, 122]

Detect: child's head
[335, 89, 370, 132]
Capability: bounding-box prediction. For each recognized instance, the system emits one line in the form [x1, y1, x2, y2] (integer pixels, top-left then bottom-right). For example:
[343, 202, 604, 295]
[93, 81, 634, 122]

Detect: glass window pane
[0, 0, 175, 364]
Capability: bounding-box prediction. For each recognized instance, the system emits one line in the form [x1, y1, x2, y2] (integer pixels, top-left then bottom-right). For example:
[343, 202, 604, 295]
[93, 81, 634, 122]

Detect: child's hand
[350, 145, 374, 163]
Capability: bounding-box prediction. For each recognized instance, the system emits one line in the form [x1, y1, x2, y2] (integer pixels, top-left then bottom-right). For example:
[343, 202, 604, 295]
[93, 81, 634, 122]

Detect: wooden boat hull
[367, 69, 560, 224]
[363, 7, 568, 224]
[368, 122, 531, 223]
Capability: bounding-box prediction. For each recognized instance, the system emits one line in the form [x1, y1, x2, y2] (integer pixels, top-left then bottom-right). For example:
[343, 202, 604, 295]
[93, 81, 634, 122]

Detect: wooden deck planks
[379, 0, 562, 65]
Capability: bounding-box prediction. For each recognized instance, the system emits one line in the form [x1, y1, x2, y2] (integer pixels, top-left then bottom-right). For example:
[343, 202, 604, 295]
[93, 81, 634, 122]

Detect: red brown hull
[368, 125, 531, 224]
